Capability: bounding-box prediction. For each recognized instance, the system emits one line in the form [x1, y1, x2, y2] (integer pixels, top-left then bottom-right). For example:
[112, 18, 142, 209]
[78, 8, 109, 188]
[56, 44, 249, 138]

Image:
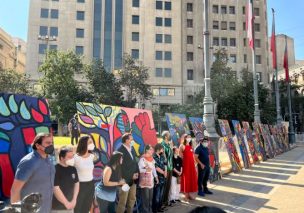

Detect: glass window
[243, 22, 246, 31]
[164, 51, 172, 60]
[229, 6, 235, 14]
[76, 28, 84, 38]
[213, 37, 219, 46]
[164, 68, 172, 77]
[39, 26, 48, 36]
[255, 39, 261, 48]
[75, 46, 84, 55]
[244, 54, 247, 63]
[230, 54, 237, 63]
[187, 52, 193, 61]
[132, 15, 139, 24]
[242, 6, 246, 15]
[132, 0, 139, 7]
[212, 5, 218, 13]
[164, 18, 171, 27]
[187, 19, 193, 28]
[230, 38, 236, 47]
[156, 1, 162, 9]
[77, 0, 85, 2]
[156, 34, 163, 43]
[164, 34, 172, 43]
[77, 11, 85, 20]
[164, 2, 171, 10]
[40, 8, 49, 18]
[155, 68, 163, 77]
[132, 32, 139, 41]
[243, 38, 247, 46]
[38, 44, 47, 54]
[213, 21, 219, 29]
[187, 3, 193, 12]
[155, 17, 162, 26]
[229, 22, 236, 30]
[50, 27, 58, 37]
[155, 51, 162, 60]
[256, 55, 262, 64]
[51, 9, 59, 19]
[254, 8, 260, 16]
[160, 88, 167, 96]
[221, 21, 227, 30]
[221, 6, 227, 14]
[254, 23, 260, 32]
[49, 45, 57, 50]
[221, 38, 227, 46]
[187, 36, 193, 44]
[131, 49, 139, 59]
[187, 69, 193, 80]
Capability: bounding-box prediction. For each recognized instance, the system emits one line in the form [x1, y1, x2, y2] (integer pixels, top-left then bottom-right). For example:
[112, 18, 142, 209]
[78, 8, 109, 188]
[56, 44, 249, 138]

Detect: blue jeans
[152, 183, 164, 212]
[198, 167, 210, 192]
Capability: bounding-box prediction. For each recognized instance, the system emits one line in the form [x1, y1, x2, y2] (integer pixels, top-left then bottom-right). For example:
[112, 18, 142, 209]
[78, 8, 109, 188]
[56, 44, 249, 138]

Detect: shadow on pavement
[248, 166, 298, 175]
[238, 170, 290, 180]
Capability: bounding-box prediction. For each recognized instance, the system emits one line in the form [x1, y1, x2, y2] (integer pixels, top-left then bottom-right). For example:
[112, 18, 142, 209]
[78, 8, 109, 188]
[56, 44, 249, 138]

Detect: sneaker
[204, 190, 213, 195]
[171, 200, 176, 204]
[198, 191, 205, 197]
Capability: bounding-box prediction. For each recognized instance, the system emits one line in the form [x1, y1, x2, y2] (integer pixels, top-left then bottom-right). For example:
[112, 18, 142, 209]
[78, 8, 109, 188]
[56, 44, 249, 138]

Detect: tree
[0, 68, 32, 95]
[39, 50, 92, 124]
[118, 54, 152, 107]
[86, 59, 123, 105]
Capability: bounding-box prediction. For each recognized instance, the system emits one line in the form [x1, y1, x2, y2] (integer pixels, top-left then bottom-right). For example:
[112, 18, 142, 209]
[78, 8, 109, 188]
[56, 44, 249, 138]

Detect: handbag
[139, 172, 153, 188]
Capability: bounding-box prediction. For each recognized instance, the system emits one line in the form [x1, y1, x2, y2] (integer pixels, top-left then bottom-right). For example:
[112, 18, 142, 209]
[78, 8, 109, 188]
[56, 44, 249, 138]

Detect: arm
[138, 158, 147, 173]
[53, 186, 71, 209]
[179, 145, 184, 159]
[103, 167, 124, 187]
[194, 154, 205, 169]
[68, 122, 72, 133]
[71, 182, 79, 207]
[10, 179, 25, 203]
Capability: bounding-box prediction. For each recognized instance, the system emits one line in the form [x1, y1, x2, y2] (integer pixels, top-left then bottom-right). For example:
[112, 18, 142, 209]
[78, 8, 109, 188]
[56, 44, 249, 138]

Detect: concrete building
[26, 0, 270, 108]
[0, 28, 26, 73]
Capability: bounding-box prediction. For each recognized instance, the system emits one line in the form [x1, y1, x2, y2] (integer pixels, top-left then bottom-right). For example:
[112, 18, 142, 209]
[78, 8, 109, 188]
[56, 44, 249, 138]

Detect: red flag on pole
[270, 9, 277, 69]
[246, 0, 254, 49]
[283, 36, 289, 82]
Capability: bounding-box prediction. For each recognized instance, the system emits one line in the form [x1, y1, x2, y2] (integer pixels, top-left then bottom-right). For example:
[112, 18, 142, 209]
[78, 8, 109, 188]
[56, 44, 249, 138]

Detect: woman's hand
[118, 179, 126, 186]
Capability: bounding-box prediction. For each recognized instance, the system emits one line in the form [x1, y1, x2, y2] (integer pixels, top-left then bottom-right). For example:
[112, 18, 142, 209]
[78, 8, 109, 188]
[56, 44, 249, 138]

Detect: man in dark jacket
[117, 133, 139, 213]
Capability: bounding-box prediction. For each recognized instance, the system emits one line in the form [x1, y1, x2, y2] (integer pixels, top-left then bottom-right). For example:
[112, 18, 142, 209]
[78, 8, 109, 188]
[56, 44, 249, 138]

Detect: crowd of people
[10, 130, 214, 213]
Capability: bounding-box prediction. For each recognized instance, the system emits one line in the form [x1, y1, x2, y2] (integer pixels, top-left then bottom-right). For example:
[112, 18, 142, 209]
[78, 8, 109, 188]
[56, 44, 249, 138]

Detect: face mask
[130, 140, 135, 147]
[186, 138, 192, 143]
[159, 151, 163, 155]
[88, 143, 95, 151]
[43, 145, 54, 155]
[202, 142, 208, 148]
[66, 158, 75, 166]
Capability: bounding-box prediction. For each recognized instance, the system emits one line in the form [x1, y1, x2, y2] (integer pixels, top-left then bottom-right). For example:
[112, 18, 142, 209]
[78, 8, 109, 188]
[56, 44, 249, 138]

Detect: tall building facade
[26, 0, 270, 108]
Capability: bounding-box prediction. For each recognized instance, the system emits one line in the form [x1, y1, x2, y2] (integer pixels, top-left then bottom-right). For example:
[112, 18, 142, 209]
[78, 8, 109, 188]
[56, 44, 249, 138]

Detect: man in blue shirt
[194, 136, 213, 197]
[10, 133, 55, 213]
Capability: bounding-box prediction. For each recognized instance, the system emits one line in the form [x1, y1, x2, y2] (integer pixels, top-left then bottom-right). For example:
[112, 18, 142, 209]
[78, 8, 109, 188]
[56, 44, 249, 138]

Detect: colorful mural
[165, 113, 190, 146]
[0, 93, 52, 199]
[188, 117, 219, 182]
[257, 123, 275, 158]
[76, 102, 158, 181]
[218, 119, 242, 172]
[276, 123, 289, 151]
[232, 120, 251, 168]
[252, 122, 267, 161]
[241, 121, 260, 163]
[269, 125, 284, 154]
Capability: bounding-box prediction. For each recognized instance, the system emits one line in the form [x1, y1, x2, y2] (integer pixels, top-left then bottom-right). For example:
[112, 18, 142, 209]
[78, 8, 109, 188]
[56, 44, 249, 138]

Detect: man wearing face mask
[11, 133, 56, 213]
[194, 136, 213, 197]
[51, 147, 79, 213]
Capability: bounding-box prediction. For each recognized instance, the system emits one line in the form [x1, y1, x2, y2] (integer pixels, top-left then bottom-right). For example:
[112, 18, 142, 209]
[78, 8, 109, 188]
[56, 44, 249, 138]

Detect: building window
[187, 19, 193, 28]
[49, 45, 57, 50]
[230, 54, 237, 63]
[164, 18, 171, 27]
[256, 55, 262, 64]
[255, 39, 261, 48]
[132, 0, 139, 7]
[40, 8, 48, 18]
[187, 3, 193, 12]
[243, 38, 247, 46]
[132, 32, 139, 41]
[77, 11, 85, 20]
[75, 46, 84, 55]
[213, 37, 219, 46]
[164, 34, 172, 43]
[230, 38, 236, 47]
[213, 21, 219, 29]
[156, 1, 162, 9]
[242, 6, 246, 15]
[187, 36, 193, 44]
[156, 17, 162, 26]
[254, 8, 260, 16]
[164, 68, 172, 77]
[51, 9, 59, 19]
[77, 0, 85, 2]
[155, 51, 162, 60]
[244, 54, 247, 63]
[187, 69, 194, 80]
[229, 22, 236, 30]
[39, 26, 48, 36]
[164, 51, 172, 60]
[221, 6, 227, 14]
[131, 49, 139, 59]
[156, 34, 163, 43]
[155, 68, 163, 77]
[229, 6, 235, 14]
[132, 15, 139, 24]
[254, 23, 260, 32]
[38, 44, 47, 54]
[154, 88, 175, 96]
[187, 52, 193, 61]
[212, 5, 219, 14]
[164, 2, 171, 10]
[50, 27, 58, 37]
[221, 21, 227, 30]
[76, 28, 84, 38]
[243, 22, 246, 31]
[221, 38, 227, 46]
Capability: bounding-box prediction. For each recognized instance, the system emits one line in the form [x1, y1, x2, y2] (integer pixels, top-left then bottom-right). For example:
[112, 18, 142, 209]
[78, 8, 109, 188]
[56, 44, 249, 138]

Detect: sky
[0, 0, 303, 59]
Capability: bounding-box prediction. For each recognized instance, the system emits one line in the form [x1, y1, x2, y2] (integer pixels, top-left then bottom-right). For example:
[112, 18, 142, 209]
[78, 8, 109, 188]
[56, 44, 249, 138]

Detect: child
[169, 147, 183, 203]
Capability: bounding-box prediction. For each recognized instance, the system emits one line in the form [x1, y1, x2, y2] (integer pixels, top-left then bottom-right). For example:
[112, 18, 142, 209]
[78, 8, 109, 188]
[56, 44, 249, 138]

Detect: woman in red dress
[179, 134, 198, 201]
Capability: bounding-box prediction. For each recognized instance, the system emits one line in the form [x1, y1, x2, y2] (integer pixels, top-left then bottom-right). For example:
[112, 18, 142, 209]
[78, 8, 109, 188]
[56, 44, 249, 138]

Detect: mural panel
[242, 121, 260, 163]
[165, 113, 190, 146]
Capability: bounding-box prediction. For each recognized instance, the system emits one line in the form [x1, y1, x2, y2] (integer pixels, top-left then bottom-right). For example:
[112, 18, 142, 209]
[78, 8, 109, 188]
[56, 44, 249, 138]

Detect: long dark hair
[107, 151, 123, 178]
[76, 135, 90, 156]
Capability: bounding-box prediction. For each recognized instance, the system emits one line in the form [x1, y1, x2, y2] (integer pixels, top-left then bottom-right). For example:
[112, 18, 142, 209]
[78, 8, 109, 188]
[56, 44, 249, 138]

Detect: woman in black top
[169, 147, 183, 203]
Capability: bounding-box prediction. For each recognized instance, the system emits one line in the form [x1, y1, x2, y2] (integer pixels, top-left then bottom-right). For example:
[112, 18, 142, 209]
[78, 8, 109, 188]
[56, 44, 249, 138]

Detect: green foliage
[85, 59, 123, 105]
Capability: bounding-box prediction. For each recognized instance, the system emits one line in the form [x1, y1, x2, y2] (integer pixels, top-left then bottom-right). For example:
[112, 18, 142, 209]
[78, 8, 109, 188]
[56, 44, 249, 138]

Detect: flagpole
[272, 8, 283, 124]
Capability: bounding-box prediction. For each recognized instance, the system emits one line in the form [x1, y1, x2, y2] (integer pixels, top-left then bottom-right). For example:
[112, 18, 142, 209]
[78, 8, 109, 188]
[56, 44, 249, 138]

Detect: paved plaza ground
[166, 143, 304, 213]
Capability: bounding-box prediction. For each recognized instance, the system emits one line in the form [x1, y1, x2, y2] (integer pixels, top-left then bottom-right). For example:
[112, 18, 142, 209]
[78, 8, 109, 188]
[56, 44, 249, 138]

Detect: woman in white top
[138, 145, 159, 213]
[74, 135, 95, 213]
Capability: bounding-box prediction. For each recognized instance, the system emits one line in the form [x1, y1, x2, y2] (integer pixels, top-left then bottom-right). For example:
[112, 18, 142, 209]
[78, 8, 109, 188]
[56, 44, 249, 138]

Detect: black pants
[162, 171, 172, 205]
[152, 183, 164, 213]
[74, 181, 94, 213]
[97, 197, 115, 213]
[71, 131, 79, 145]
[140, 188, 153, 213]
[198, 167, 210, 192]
